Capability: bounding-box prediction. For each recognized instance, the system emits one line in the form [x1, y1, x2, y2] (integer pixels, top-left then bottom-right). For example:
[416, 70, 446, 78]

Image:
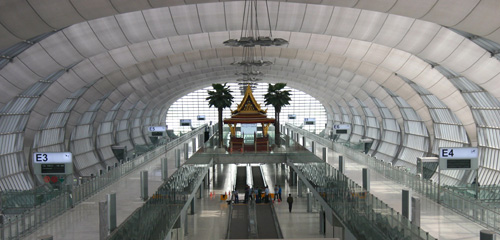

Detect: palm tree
[206, 83, 234, 148]
[264, 83, 291, 146]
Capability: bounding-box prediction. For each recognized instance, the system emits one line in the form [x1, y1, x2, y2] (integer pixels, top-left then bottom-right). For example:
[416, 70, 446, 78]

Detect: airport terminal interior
[2, 0, 500, 239]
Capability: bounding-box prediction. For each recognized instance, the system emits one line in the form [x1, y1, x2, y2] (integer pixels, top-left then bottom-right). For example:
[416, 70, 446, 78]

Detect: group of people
[231, 184, 294, 212]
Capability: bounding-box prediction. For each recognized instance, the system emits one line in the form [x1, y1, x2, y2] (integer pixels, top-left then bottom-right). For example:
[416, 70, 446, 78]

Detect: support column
[362, 168, 370, 192]
[311, 141, 315, 154]
[322, 147, 328, 162]
[107, 193, 117, 233]
[176, 149, 181, 168]
[99, 200, 108, 240]
[402, 189, 411, 220]
[184, 143, 189, 160]
[190, 198, 195, 215]
[192, 138, 197, 153]
[412, 197, 420, 227]
[140, 171, 148, 201]
[307, 192, 312, 212]
[161, 157, 168, 181]
[198, 181, 204, 199]
[302, 136, 306, 147]
[319, 210, 325, 235]
[298, 180, 303, 197]
[339, 156, 345, 173]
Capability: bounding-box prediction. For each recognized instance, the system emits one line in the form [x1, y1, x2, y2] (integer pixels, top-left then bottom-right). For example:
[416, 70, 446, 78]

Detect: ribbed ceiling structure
[1, 0, 500, 190]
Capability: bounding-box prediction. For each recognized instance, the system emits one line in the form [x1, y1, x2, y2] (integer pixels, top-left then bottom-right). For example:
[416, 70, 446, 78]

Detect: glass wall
[166, 83, 327, 134]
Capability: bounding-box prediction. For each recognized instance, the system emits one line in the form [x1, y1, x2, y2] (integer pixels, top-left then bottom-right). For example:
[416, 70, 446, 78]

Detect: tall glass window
[166, 83, 327, 134]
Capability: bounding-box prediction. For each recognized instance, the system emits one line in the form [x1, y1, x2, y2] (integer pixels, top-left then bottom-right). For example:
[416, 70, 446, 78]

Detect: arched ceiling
[1, 1, 500, 178]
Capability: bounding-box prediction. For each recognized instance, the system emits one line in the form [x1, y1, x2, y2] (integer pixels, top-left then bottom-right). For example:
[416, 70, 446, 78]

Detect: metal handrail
[0, 125, 208, 240]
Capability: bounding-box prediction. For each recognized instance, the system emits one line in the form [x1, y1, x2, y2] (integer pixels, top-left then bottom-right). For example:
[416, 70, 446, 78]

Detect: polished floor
[21, 139, 500, 240]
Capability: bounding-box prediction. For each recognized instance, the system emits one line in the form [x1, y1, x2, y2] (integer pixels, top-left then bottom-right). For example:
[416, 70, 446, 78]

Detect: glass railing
[289, 158, 436, 240]
[108, 156, 211, 240]
[285, 124, 500, 233]
[0, 125, 208, 240]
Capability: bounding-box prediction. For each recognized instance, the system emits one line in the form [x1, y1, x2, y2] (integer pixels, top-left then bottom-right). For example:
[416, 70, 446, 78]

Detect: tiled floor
[307, 139, 500, 240]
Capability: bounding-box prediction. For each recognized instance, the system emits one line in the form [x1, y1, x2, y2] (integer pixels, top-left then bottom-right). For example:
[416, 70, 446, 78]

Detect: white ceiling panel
[422, 0, 479, 26]
[453, 0, 500, 36]
[40, 32, 84, 66]
[311, 52, 329, 64]
[0, 1, 52, 39]
[418, 29, 464, 63]
[129, 42, 156, 62]
[397, 55, 427, 80]
[411, 67, 443, 89]
[462, 54, 500, 85]
[306, 34, 330, 52]
[63, 22, 107, 58]
[168, 54, 187, 66]
[89, 53, 120, 76]
[0, 61, 39, 90]
[370, 67, 393, 83]
[0, 24, 20, 49]
[223, 1, 245, 31]
[71, 59, 104, 82]
[356, 62, 377, 77]
[440, 41, 486, 74]
[208, 32, 229, 48]
[143, 7, 178, 38]
[17, 44, 61, 77]
[355, 0, 397, 12]
[198, 3, 226, 32]
[287, 32, 311, 49]
[70, 0, 118, 20]
[184, 51, 202, 63]
[170, 5, 202, 35]
[169, 35, 194, 54]
[362, 44, 391, 65]
[324, 37, 351, 55]
[300, 5, 333, 33]
[0, 76, 20, 106]
[344, 40, 371, 60]
[88, 16, 130, 50]
[388, 0, 435, 19]
[325, 55, 346, 68]
[109, 47, 137, 69]
[349, 10, 386, 41]
[116, 11, 153, 43]
[57, 71, 86, 93]
[109, 0, 152, 13]
[373, 15, 414, 48]
[148, 38, 175, 56]
[28, 0, 85, 28]
[275, 2, 306, 31]
[189, 33, 211, 50]
[137, 61, 157, 76]
[324, 7, 360, 37]
[296, 50, 313, 61]
[380, 49, 411, 72]
[396, 20, 441, 54]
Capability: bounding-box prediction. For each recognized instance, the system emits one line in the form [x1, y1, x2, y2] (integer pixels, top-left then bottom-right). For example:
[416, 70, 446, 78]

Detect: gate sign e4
[439, 148, 478, 170]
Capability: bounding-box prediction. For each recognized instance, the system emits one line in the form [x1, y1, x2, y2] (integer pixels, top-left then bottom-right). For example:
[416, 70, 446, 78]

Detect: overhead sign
[33, 152, 73, 175]
[197, 115, 205, 120]
[180, 119, 191, 126]
[288, 114, 296, 119]
[439, 147, 479, 170]
[33, 152, 72, 164]
[333, 124, 351, 134]
[148, 126, 167, 132]
[304, 118, 316, 125]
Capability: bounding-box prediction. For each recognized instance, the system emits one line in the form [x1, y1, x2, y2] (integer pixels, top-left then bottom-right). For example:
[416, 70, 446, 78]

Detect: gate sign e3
[33, 152, 73, 175]
[439, 147, 478, 170]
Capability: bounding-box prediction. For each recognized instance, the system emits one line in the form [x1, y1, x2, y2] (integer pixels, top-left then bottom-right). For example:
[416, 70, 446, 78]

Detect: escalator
[235, 166, 247, 193]
[252, 166, 265, 189]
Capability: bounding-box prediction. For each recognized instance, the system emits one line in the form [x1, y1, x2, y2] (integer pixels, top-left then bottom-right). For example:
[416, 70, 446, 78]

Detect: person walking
[274, 185, 278, 201]
[287, 194, 293, 212]
[264, 186, 269, 203]
[278, 185, 282, 202]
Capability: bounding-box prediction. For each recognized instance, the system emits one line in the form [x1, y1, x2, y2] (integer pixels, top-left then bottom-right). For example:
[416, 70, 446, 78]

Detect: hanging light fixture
[224, 0, 289, 88]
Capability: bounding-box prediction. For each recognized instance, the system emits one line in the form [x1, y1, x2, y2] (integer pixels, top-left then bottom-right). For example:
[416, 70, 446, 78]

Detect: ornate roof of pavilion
[224, 85, 275, 124]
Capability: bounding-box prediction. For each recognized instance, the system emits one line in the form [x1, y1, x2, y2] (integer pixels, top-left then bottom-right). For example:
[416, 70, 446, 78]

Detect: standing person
[287, 194, 293, 212]
[278, 185, 282, 202]
[274, 185, 278, 201]
[244, 185, 249, 203]
[265, 186, 269, 203]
